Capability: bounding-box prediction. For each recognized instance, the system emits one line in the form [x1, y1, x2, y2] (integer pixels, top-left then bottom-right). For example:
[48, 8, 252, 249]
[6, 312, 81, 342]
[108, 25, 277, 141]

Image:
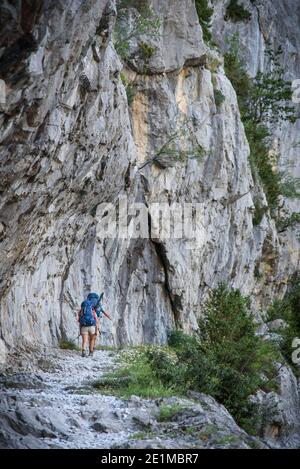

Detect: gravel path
[1, 348, 274, 449]
[1, 349, 136, 448]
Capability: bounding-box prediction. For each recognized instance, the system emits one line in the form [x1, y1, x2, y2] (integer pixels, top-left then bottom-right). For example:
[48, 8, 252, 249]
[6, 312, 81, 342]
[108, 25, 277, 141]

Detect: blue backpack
[79, 300, 96, 327]
[87, 292, 104, 318]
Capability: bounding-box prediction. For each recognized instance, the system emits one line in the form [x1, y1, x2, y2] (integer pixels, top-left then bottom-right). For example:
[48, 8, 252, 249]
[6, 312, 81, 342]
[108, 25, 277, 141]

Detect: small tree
[146, 285, 279, 427]
[245, 46, 296, 126]
[195, 285, 278, 423]
[225, 0, 252, 23]
[139, 119, 205, 170]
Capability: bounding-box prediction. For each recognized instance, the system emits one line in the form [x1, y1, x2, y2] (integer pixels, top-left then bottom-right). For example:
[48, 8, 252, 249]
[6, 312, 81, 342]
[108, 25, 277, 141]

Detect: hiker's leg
[81, 331, 88, 350]
[89, 330, 96, 353]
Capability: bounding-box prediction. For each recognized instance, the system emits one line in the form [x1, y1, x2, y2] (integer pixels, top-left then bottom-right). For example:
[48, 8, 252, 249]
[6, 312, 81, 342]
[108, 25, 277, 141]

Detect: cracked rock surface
[2, 0, 299, 348]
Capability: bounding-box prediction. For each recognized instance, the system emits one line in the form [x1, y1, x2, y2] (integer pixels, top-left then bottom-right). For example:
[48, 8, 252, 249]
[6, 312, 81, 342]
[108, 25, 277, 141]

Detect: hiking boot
[89, 350, 94, 357]
[81, 350, 87, 358]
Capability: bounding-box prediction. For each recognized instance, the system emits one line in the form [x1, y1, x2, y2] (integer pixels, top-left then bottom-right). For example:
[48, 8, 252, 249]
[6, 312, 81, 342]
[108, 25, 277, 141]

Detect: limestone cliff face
[0, 0, 299, 350]
[211, 0, 300, 300]
[0, 0, 139, 347]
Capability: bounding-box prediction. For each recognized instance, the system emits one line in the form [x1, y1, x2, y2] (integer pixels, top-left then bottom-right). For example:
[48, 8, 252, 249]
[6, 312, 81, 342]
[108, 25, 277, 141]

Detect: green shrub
[144, 346, 184, 388]
[156, 403, 185, 422]
[59, 339, 79, 351]
[245, 119, 282, 213]
[138, 42, 156, 60]
[195, 0, 214, 43]
[214, 89, 225, 107]
[207, 54, 223, 72]
[225, 0, 252, 22]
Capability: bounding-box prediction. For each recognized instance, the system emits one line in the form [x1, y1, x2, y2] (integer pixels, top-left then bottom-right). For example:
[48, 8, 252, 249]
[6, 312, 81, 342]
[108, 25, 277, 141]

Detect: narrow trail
[1, 349, 137, 449]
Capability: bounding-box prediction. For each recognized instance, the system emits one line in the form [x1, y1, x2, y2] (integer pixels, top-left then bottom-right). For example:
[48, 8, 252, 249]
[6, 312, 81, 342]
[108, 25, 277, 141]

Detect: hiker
[77, 292, 112, 357]
[86, 292, 112, 337]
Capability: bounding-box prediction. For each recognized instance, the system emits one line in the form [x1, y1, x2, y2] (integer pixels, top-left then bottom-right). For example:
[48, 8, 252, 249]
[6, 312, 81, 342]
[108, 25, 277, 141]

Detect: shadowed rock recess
[0, 0, 300, 449]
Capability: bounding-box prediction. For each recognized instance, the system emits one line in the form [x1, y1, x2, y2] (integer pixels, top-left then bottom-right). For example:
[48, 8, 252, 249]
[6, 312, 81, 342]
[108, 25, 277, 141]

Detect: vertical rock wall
[0, 0, 299, 349]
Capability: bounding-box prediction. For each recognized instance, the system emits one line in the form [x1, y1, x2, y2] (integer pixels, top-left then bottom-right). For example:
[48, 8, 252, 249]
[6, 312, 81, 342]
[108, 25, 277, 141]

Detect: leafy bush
[276, 172, 300, 232]
[145, 346, 184, 387]
[225, 0, 252, 22]
[138, 42, 156, 60]
[195, 0, 214, 43]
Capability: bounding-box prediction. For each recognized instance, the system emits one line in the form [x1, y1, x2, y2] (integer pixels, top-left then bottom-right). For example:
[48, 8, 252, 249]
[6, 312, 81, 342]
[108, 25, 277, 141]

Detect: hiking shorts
[80, 326, 96, 336]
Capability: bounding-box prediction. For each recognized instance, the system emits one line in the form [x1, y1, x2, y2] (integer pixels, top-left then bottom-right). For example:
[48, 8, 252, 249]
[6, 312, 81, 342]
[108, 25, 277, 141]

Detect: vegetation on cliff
[114, 0, 161, 60]
[195, 0, 214, 43]
[94, 285, 279, 429]
[225, 0, 252, 22]
[224, 35, 299, 221]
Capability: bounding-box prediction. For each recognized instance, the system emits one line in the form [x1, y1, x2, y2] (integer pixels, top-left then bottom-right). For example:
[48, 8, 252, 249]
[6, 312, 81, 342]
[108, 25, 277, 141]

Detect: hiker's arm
[103, 311, 112, 320]
[96, 317, 100, 335]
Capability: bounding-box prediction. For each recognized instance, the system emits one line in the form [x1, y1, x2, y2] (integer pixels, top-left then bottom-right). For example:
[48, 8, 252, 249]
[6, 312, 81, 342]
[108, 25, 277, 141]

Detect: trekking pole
[76, 311, 80, 349]
[77, 311, 82, 349]
[95, 321, 101, 349]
